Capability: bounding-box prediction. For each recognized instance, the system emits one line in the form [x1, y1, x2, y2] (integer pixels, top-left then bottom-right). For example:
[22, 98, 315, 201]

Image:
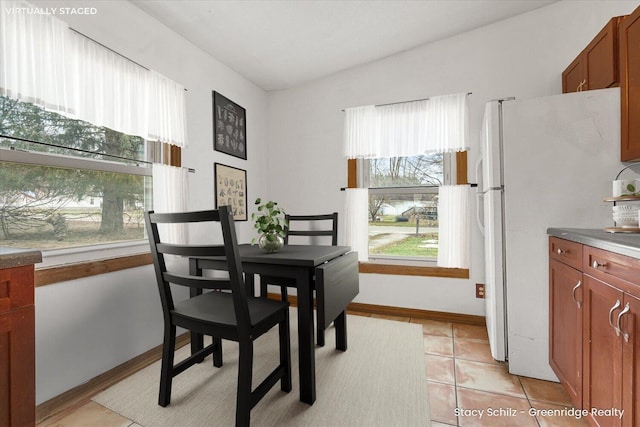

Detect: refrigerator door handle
[475, 156, 483, 192]
[476, 193, 485, 237]
[475, 157, 485, 236]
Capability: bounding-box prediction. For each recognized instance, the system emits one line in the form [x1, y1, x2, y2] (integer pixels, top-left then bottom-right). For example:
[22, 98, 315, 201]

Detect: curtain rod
[340, 183, 477, 190]
[0, 134, 195, 172]
[69, 27, 188, 92]
[341, 92, 472, 112]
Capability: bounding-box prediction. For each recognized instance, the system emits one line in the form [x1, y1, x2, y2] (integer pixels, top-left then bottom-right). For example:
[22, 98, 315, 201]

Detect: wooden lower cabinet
[583, 275, 624, 427]
[621, 292, 639, 427]
[549, 258, 583, 407]
[549, 237, 640, 427]
[0, 262, 37, 427]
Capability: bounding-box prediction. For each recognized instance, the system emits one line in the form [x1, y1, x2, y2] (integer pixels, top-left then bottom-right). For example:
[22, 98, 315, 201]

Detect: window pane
[368, 154, 443, 187]
[0, 95, 146, 164]
[368, 192, 438, 259]
[0, 162, 152, 250]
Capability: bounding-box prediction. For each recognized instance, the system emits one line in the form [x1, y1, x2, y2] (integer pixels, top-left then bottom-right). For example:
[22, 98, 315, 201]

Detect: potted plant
[251, 198, 287, 253]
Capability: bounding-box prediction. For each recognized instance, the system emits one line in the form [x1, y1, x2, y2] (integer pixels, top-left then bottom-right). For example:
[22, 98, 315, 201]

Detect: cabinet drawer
[584, 245, 640, 291]
[549, 237, 583, 270]
[0, 266, 34, 314]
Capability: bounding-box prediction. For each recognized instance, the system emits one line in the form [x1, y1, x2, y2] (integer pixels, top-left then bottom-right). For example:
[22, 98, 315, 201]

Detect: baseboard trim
[36, 301, 484, 423]
[35, 333, 190, 424]
[267, 293, 485, 326]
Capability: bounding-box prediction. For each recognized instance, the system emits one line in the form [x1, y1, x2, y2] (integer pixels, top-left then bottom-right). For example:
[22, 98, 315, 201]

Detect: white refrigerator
[477, 88, 622, 381]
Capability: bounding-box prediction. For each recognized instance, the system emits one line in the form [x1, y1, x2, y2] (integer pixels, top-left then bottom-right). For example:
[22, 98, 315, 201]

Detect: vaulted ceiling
[131, 0, 557, 91]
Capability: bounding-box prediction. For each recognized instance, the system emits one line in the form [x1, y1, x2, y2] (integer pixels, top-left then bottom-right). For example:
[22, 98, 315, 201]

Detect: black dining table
[189, 244, 356, 405]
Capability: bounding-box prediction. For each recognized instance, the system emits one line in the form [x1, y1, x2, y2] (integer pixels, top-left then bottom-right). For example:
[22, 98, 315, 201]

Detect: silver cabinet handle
[593, 260, 607, 269]
[616, 303, 631, 342]
[557, 248, 566, 255]
[609, 299, 622, 335]
[571, 280, 582, 308]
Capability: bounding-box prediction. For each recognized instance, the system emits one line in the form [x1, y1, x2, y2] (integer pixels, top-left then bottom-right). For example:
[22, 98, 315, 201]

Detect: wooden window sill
[358, 262, 469, 278]
[35, 253, 152, 287]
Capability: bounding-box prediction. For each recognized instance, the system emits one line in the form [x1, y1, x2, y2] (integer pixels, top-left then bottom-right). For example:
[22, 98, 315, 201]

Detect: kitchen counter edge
[0, 247, 43, 269]
[547, 228, 640, 260]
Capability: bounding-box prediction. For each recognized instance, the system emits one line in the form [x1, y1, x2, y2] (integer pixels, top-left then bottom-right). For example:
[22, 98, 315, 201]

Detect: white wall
[265, 0, 640, 316]
[34, 0, 268, 404]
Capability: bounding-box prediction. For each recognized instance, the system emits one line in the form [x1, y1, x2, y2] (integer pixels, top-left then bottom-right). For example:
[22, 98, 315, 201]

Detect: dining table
[189, 244, 359, 405]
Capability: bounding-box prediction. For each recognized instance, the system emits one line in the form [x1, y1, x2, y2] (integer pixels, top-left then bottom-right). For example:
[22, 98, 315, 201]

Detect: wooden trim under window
[359, 262, 469, 278]
[35, 253, 152, 287]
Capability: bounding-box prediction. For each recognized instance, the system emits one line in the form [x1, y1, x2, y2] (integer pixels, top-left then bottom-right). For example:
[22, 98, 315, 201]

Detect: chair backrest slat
[163, 272, 231, 290]
[284, 212, 338, 246]
[149, 210, 220, 223]
[156, 243, 226, 257]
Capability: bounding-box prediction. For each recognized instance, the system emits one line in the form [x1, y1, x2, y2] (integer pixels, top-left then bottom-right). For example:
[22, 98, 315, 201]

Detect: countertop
[0, 247, 43, 269]
[547, 228, 640, 259]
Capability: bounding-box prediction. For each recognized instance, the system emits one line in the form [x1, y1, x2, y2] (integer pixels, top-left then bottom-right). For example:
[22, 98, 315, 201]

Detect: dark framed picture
[213, 91, 247, 160]
[214, 163, 247, 221]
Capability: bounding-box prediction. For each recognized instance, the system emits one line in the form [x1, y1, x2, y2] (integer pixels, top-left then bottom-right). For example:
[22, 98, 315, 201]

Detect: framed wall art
[214, 163, 247, 221]
[213, 91, 247, 160]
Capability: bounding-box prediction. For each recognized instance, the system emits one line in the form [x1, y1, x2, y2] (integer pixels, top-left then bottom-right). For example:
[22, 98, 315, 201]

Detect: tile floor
[37, 312, 587, 426]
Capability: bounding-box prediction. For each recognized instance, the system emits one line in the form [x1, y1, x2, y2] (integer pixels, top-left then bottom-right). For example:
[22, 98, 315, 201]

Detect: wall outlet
[476, 283, 485, 299]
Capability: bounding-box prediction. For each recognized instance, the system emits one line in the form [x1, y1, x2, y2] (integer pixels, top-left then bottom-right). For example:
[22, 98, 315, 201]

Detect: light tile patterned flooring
[38, 312, 587, 426]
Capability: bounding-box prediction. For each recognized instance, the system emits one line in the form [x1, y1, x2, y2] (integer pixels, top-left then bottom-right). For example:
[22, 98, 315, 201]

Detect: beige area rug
[93, 310, 430, 427]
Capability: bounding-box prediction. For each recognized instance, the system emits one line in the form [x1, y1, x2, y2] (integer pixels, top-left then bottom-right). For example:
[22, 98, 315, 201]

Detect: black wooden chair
[145, 206, 291, 427]
[260, 212, 338, 346]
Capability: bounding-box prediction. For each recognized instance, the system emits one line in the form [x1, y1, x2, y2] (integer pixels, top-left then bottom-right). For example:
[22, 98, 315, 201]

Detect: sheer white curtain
[344, 188, 369, 262]
[344, 93, 469, 158]
[0, 0, 74, 113]
[437, 185, 471, 268]
[0, 0, 188, 147]
[68, 29, 149, 139]
[147, 70, 188, 148]
[152, 164, 189, 244]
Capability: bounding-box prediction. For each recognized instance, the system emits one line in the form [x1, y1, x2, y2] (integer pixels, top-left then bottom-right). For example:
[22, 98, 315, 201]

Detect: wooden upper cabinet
[562, 17, 622, 93]
[619, 5, 640, 162]
[562, 55, 585, 94]
[585, 17, 621, 90]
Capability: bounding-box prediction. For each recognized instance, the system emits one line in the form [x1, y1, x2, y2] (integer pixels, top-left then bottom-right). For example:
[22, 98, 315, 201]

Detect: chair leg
[236, 340, 253, 427]
[213, 337, 223, 367]
[280, 285, 288, 302]
[158, 324, 176, 407]
[279, 312, 292, 392]
[260, 280, 268, 299]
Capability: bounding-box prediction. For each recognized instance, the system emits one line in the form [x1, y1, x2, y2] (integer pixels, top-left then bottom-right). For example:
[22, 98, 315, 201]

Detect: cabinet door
[620, 6, 640, 161]
[0, 306, 35, 427]
[583, 275, 624, 427]
[549, 259, 583, 407]
[585, 17, 620, 90]
[621, 292, 638, 427]
[562, 54, 585, 93]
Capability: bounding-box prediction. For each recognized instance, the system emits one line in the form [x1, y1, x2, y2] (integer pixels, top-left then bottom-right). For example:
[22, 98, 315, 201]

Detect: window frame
[347, 151, 469, 278]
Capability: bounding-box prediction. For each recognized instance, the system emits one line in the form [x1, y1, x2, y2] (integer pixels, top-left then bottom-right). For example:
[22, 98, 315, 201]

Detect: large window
[0, 95, 152, 251]
[360, 153, 454, 263]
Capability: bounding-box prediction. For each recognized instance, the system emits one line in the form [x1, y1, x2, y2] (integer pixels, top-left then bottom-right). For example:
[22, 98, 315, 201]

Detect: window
[354, 152, 461, 265]
[0, 95, 153, 252]
[343, 93, 470, 272]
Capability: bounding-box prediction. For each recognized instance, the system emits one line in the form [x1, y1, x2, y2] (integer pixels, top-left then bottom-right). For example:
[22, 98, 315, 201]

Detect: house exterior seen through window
[0, 95, 152, 251]
[363, 153, 448, 262]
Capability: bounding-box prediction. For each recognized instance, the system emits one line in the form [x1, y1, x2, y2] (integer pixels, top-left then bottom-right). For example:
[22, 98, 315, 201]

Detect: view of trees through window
[367, 154, 443, 260]
[0, 95, 151, 250]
